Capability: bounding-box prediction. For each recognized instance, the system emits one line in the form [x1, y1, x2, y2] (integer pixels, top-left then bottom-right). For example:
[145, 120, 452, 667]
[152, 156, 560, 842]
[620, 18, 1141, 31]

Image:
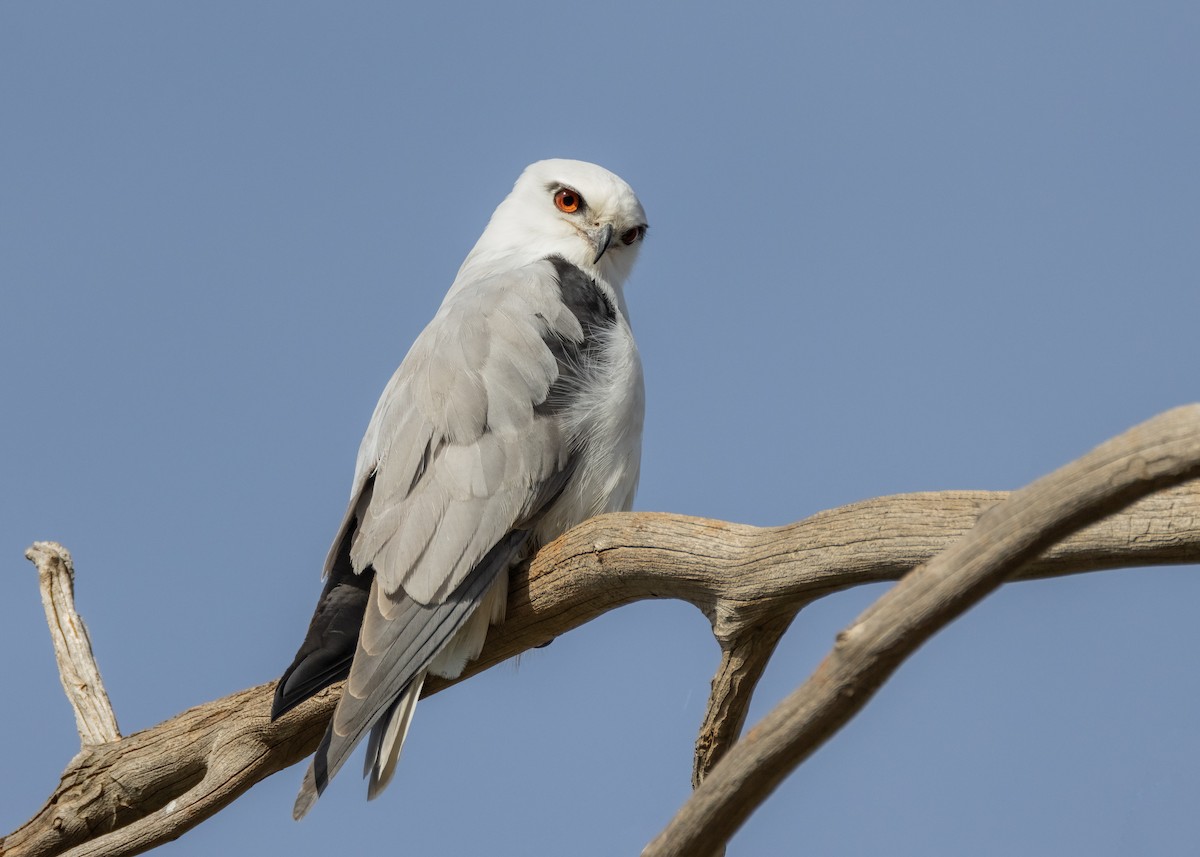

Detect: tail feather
[366, 671, 426, 799]
[293, 534, 527, 818]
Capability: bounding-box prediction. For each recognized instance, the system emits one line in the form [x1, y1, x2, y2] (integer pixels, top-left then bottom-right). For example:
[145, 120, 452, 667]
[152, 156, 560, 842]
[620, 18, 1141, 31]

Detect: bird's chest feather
[539, 318, 645, 541]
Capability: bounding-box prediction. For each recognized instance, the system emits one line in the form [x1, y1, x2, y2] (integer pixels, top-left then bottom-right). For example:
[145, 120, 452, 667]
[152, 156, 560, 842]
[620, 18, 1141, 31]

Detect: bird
[270, 159, 649, 819]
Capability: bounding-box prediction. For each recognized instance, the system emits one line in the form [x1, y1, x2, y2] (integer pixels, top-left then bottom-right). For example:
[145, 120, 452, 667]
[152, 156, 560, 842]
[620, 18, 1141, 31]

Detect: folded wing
[288, 261, 592, 816]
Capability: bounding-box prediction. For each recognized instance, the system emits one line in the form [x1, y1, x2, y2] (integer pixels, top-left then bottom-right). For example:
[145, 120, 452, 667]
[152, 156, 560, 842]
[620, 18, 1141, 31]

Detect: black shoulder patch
[547, 255, 616, 331]
[537, 256, 618, 418]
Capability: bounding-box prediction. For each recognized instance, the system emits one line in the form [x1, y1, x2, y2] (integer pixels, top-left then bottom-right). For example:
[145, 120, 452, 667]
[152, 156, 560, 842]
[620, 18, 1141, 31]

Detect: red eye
[554, 188, 581, 213]
[621, 226, 644, 245]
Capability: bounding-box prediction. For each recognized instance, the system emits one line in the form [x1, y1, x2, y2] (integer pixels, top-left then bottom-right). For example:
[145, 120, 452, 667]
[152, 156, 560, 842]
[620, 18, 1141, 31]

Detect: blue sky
[2, 3, 1198, 854]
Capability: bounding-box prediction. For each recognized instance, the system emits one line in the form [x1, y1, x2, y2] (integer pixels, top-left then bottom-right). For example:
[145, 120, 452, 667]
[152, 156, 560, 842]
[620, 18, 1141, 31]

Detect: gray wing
[328, 263, 586, 603]
[295, 261, 589, 814]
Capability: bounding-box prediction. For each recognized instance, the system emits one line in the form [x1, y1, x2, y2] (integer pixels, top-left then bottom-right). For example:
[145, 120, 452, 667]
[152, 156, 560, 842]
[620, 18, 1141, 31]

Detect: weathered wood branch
[5, 409, 1200, 856]
[24, 543, 120, 747]
[643, 404, 1200, 856]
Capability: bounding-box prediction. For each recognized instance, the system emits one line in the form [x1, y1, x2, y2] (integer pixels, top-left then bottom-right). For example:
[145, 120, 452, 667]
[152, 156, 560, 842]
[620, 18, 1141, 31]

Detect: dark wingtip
[271, 564, 374, 721]
[270, 643, 357, 721]
[270, 655, 314, 721]
[270, 686, 286, 722]
[270, 673, 297, 721]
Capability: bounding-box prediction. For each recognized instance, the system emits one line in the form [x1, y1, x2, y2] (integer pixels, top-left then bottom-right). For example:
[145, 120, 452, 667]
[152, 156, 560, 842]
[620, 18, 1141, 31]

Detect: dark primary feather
[271, 514, 373, 720]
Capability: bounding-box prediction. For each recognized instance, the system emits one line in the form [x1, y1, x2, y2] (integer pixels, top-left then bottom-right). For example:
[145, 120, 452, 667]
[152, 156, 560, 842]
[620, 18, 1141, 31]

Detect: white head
[455, 159, 648, 293]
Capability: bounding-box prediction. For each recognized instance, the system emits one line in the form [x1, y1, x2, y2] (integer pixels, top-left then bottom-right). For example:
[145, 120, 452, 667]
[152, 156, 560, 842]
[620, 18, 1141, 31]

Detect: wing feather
[344, 262, 579, 605]
[293, 258, 606, 816]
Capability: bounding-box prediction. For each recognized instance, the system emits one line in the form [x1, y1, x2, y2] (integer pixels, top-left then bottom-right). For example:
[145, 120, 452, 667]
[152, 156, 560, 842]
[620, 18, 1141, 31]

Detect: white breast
[536, 315, 645, 543]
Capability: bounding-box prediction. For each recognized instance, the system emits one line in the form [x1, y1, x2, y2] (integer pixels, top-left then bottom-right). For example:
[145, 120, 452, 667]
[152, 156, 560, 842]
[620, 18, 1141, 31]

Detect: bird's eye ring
[554, 188, 582, 213]
[621, 226, 645, 245]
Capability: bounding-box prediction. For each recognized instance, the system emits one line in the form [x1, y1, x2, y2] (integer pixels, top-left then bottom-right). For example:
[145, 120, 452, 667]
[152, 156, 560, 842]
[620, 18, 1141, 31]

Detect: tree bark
[5, 406, 1200, 857]
[644, 403, 1200, 856]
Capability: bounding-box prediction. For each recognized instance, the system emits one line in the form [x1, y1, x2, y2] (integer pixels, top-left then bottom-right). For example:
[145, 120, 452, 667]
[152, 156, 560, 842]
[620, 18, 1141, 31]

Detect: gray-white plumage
[271, 159, 648, 818]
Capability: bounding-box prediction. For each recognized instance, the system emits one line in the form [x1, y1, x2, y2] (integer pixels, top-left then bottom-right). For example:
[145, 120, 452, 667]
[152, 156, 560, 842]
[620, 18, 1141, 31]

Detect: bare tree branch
[643, 404, 1200, 856]
[24, 542, 120, 747]
[5, 406, 1200, 857]
[693, 615, 792, 790]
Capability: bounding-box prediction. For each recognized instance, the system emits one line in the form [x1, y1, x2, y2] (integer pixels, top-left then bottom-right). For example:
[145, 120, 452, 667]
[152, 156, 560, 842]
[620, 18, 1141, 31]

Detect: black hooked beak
[591, 223, 614, 264]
